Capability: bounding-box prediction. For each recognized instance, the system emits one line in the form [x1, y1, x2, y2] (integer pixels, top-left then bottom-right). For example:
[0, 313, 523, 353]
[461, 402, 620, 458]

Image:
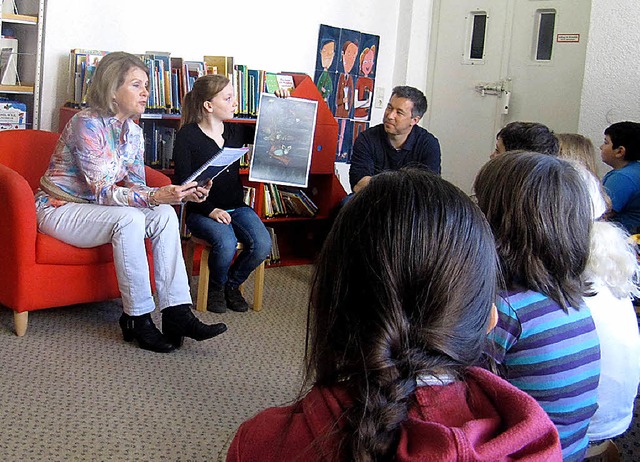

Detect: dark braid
[305, 169, 499, 461]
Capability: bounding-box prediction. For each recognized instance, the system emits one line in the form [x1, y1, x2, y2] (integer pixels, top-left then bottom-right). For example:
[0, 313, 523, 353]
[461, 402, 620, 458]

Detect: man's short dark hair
[604, 121, 640, 161]
[497, 121, 559, 156]
[391, 86, 427, 119]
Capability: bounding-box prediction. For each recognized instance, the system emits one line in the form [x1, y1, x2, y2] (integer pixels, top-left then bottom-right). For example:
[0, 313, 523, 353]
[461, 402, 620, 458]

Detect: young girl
[579, 168, 640, 443]
[557, 132, 599, 177]
[474, 152, 601, 462]
[228, 169, 561, 461]
[173, 75, 272, 313]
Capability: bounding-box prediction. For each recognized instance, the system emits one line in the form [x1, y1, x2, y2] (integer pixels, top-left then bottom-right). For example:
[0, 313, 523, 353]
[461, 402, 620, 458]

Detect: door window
[535, 10, 556, 61]
[464, 11, 488, 64]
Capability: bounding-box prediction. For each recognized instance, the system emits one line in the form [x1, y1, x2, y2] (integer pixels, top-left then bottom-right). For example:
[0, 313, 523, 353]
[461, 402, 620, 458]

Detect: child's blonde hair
[578, 163, 640, 299]
[585, 221, 640, 299]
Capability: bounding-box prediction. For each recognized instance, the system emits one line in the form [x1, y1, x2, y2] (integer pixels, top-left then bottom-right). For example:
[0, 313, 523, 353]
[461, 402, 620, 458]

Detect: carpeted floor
[0, 264, 638, 461]
[0, 265, 311, 462]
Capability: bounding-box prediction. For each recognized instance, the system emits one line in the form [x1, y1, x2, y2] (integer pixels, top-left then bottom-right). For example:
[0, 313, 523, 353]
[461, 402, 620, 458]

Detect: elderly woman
[35, 52, 226, 353]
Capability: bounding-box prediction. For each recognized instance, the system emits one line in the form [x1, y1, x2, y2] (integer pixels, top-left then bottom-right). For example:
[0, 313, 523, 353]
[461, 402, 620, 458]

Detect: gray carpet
[0, 265, 311, 462]
[0, 264, 638, 461]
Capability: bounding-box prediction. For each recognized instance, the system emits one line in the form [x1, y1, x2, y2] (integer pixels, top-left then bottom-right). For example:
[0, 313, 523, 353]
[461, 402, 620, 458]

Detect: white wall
[578, 0, 640, 175]
[39, 0, 636, 188]
[39, 0, 402, 131]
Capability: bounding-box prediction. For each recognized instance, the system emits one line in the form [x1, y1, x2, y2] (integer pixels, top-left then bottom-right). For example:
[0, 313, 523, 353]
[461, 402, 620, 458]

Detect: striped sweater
[489, 290, 601, 462]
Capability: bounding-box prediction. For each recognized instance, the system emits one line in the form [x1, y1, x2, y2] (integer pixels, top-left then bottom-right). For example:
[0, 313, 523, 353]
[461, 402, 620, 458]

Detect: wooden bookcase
[0, 0, 45, 128]
[58, 74, 346, 266]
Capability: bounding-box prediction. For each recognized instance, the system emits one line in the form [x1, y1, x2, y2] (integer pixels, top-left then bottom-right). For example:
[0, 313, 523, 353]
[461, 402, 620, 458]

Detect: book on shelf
[182, 146, 249, 186]
[262, 183, 318, 218]
[170, 57, 184, 113]
[67, 49, 108, 106]
[203, 55, 234, 78]
[141, 120, 177, 169]
[232, 64, 248, 117]
[240, 144, 253, 168]
[279, 189, 317, 217]
[143, 51, 173, 113]
[264, 226, 280, 265]
[183, 60, 206, 93]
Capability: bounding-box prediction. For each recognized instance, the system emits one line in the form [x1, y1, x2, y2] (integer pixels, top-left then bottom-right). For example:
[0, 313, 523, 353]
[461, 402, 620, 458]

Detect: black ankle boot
[207, 284, 227, 313]
[119, 313, 176, 353]
[162, 304, 227, 347]
[225, 285, 249, 312]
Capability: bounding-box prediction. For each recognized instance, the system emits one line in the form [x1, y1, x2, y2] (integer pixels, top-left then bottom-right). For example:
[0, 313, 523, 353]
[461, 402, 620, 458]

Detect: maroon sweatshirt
[227, 367, 561, 461]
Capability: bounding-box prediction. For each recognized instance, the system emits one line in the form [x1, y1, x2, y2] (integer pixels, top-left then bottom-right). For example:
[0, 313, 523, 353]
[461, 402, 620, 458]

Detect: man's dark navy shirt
[349, 124, 441, 189]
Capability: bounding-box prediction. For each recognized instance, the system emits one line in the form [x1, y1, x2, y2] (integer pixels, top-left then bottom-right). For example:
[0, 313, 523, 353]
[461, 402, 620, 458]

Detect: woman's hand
[182, 179, 212, 203]
[274, 89, 290, 99]
[209, 208, 232, 225]
[151, 181, 211, 205]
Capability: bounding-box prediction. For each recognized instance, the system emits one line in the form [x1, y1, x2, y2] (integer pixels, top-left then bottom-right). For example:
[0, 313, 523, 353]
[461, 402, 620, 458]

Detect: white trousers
[37, 203, 192, 316]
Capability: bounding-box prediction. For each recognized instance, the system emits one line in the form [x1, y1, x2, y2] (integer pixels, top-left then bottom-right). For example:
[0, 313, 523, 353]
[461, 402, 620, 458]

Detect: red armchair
[0, 129, 171, 336]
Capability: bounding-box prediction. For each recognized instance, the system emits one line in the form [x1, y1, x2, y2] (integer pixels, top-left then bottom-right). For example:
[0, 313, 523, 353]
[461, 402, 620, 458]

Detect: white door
[425, 0, 592, 193]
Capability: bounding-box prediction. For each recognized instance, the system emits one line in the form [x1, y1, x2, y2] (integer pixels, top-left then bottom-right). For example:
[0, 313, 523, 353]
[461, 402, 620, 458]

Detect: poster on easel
[249, 93, 317, 188]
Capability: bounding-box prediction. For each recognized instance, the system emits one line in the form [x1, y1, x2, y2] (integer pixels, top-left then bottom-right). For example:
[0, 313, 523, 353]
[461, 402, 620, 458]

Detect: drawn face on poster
[315, 24, 340, 73]
[359, 33, 380, 78]
[359, 46, 376, 77]
[336, 118, 354, 163]
[338, 29, 361, 76]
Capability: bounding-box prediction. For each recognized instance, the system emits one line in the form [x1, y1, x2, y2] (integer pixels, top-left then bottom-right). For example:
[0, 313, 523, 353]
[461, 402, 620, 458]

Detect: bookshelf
[0, 0, 45, 128]
[58, 74, 346, 266]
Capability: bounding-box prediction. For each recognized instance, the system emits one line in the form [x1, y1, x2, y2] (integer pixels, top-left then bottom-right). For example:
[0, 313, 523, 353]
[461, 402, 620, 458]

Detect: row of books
[67, 49, 296, 118]
[141, 120, 175, 169]
[263, 184, 319, 218]
[264, 227, 280, 265]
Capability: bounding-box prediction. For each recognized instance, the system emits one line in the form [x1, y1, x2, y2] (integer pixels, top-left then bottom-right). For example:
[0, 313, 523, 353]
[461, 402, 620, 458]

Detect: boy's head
[492, 121, 559, 158]
[603, 121, 640, 162]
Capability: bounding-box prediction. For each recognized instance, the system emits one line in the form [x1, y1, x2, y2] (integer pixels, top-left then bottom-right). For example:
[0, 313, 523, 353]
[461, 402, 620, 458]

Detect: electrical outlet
[374, 87, 385, 109]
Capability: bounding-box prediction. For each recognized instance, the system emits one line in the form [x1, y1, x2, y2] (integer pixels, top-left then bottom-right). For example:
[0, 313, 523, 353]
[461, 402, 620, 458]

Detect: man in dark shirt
[349, 86, 441, 193]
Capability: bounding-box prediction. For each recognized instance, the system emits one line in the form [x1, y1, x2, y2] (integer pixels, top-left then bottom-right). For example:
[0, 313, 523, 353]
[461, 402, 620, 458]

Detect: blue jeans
[186, 207, 271, 288]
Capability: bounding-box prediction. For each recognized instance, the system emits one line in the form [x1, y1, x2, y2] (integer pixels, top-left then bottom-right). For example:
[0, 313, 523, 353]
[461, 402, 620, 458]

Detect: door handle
[475, 78, 512, 114]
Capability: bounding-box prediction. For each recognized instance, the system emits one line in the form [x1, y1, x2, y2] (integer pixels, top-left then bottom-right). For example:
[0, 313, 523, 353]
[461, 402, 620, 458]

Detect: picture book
[249, 93, 317, 188]
[276, 74, 295, 93]
[265, 73, 279, 93]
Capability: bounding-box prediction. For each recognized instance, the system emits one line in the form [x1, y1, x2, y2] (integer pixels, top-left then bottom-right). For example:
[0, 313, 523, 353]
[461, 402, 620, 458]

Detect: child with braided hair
[227, 169, 561, 461]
